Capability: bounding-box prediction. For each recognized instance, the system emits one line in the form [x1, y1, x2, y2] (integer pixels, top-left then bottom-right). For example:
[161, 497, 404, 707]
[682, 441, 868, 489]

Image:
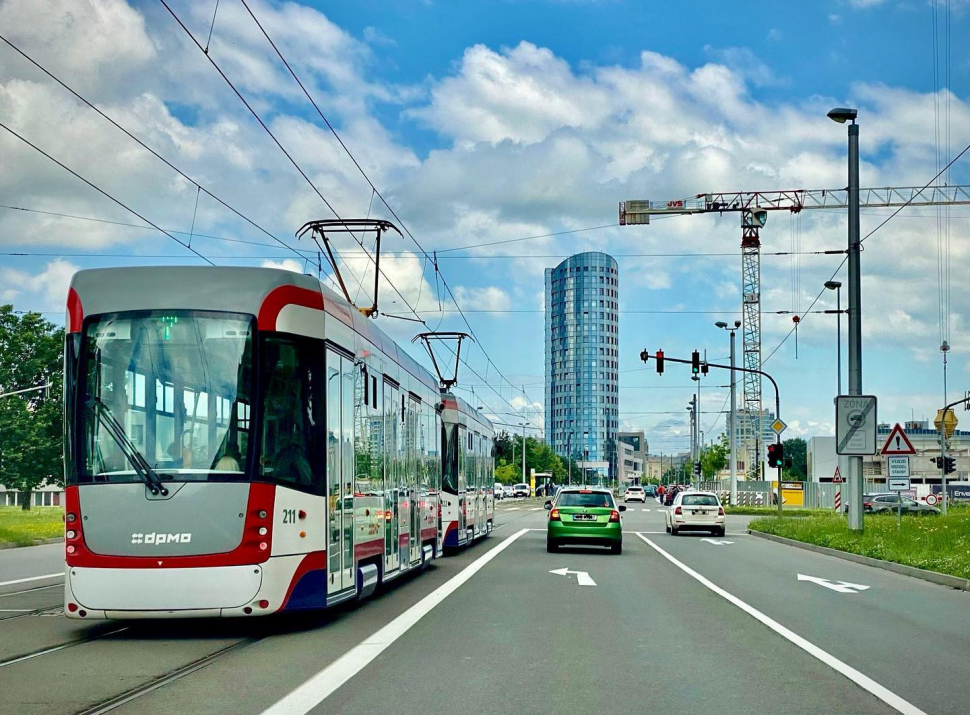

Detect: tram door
[457, 425, 466, 539]
[408, 397, 422, 565]
[384, 382, 400, 574]
[326, 351, 354, 595]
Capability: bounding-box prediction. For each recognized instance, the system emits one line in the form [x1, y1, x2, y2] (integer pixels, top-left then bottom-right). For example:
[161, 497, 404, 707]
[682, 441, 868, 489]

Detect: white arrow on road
[797, 574, 870, 594]
[549, 567, 596, 586]
[699, 538, 734, 545]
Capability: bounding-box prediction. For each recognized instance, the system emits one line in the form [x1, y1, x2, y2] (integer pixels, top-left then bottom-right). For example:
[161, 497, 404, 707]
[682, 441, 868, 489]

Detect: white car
[623, 486, 646, 503]
[494, 483, 504, 500]
[512, 483, 530, 498]
[502, 485, 514, 499]
[665, 491, 725, 537]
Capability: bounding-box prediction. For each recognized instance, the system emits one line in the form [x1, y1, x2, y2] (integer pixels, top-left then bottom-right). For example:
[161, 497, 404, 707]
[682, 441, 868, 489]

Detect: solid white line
[0, 573, 63, 588]
[263, 528, 531, 715]
[0, 609, 33, 612]
[635, 533, 926, 715]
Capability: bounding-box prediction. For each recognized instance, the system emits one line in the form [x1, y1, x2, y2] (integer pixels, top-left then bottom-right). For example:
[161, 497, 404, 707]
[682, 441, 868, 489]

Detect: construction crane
[620, 184, 970, 471]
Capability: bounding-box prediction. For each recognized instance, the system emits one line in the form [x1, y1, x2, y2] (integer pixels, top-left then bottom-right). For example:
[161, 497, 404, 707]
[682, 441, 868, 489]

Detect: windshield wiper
[87, 397, 168, 496]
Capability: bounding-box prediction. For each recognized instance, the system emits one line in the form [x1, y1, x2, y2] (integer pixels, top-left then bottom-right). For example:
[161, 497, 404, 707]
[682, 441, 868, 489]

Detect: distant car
[665, 491, 725, 537]
[545, 487, 625, 554]
[502, 485, 514, 499]
[494, 483, 504, 500]
[863, 493, 940, 516]
[512, 483, 530, 498]
[643, 485, 658, 498]
[623, 486, 646, 503]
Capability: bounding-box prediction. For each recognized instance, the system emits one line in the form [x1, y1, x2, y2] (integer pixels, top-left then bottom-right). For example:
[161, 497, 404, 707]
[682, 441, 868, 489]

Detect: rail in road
[0, 506, 966, 714]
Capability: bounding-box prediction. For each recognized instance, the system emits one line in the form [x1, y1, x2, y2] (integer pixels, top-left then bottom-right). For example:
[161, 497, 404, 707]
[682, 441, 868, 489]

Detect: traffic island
[748, 509, 970, 589]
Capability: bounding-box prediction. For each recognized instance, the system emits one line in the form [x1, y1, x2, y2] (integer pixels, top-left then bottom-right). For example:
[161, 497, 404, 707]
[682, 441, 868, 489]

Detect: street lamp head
[827, 107, 858, 124]
[824, 280, 842, 290]
[734, 320, 741, 328]
[715, 321, 728, 329]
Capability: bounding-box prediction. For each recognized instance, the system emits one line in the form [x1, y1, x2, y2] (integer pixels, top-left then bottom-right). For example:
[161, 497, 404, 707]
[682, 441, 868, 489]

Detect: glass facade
[544, 252, 619, 481]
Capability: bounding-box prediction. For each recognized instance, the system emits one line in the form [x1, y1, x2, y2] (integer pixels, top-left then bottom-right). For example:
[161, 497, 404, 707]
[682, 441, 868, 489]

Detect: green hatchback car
[545, 488, 625, 554]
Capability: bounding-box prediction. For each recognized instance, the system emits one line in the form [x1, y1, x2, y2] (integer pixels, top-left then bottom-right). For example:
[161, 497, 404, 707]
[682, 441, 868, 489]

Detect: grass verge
[0, 506, 64, 547]
[725, 506, 831, 517]
[748, 508, 970, 580]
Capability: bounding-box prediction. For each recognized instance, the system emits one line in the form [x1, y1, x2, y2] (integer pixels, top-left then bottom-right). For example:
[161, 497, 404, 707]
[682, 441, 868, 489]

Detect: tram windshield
[76, 310, 254, 484]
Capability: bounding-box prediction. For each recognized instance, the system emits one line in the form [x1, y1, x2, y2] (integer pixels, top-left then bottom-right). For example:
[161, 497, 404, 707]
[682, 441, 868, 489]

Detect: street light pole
[717, 321, 741, 506]
[829, 107, 864, 532]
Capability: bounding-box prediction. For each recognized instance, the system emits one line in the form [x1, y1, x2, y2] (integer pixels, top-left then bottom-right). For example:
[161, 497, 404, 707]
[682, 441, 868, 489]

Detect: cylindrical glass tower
[544, 252, 619, 484]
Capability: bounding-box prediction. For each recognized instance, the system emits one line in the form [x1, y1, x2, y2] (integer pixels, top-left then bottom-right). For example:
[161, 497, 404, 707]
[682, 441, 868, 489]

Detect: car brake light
[718, 507, 725, 516]
[609, 510, 620, 522]
[550, 509, 560, 521]
[863, 502, 872, 508]
[674, 506, 682, 515]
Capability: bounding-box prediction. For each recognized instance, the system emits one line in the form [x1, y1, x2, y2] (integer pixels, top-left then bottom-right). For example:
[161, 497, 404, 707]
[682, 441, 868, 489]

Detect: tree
[782, 437, 807, 480]
[700, 437, 728, 479]
[0, 306, 64, 510]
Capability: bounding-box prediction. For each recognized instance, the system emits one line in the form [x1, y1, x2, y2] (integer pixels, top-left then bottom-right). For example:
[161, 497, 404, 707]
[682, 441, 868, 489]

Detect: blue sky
[1, 0, 969, 454]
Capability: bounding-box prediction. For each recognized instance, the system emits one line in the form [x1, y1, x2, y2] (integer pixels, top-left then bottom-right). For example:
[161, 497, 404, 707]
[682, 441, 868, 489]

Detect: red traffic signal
[655, 349, 664, 375]
[767, 443, 784, 468]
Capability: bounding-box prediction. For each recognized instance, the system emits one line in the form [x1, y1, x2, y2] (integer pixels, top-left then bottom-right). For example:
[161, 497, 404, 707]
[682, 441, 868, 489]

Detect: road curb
[748, 530, 970, 591]
[0, 537, 63, 551]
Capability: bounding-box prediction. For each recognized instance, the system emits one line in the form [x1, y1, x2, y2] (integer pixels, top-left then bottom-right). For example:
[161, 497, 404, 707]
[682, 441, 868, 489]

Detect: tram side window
[259, 335, 323, 495]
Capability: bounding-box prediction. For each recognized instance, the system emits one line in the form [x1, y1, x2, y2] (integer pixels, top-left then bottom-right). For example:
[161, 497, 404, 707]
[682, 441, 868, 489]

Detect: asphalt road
[0, 498, 967, 714]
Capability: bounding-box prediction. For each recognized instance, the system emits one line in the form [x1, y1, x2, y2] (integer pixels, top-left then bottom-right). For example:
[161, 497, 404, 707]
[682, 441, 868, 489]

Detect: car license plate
[574, 514, 595, 521]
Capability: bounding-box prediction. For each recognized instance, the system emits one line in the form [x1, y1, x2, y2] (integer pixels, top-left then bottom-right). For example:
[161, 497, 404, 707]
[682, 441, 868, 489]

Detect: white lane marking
[0, 573, 63, 588]
[0, 609, 33, 612]
[641, 508, 651, 512]
[548, 567, 596, 586]
[635, 533, 925, 715]
[623, 530, 664, 534]
[797, 574, 870, 594]
[529, 507, 542, 511]
[263, 528, 531, 714]
[700, 539, 734, 546]
[506, 508, 520, 511]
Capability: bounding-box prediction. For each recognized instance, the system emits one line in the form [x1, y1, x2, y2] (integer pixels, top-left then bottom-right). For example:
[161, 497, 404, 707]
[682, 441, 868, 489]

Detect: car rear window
[558, 492, 615, 508]
[681, 495, 719, 506]
[627, 487, 643, 491]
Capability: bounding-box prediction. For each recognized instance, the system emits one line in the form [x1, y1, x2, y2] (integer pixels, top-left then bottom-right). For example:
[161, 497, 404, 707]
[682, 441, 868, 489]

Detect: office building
[544, 252, 619, 482]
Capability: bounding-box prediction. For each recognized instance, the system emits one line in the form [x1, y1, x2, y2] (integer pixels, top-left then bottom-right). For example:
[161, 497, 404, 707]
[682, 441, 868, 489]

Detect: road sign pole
[847, 120, 864, 533]
[729, 328, 737, 506]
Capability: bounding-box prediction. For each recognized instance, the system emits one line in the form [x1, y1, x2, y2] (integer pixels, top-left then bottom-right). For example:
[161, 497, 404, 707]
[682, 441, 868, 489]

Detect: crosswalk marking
[529, 507, 542, 511]
[641, 508, 651, 512]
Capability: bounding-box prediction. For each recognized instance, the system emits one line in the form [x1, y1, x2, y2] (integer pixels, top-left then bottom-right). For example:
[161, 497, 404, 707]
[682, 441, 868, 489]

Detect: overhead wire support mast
[621, 183, 970, 466]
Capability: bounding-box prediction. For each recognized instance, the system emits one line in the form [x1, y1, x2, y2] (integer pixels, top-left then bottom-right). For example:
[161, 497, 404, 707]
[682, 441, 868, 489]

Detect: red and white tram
[62, 266, 493, 619]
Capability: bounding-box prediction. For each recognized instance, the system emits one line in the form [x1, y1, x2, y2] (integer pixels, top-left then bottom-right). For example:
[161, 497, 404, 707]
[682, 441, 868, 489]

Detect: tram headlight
[258, 527, 268, 536]
[66, 530, 76, 539]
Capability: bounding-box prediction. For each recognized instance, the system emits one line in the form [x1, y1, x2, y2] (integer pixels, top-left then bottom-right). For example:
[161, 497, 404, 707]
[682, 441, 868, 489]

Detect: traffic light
[767, 443, 784, 468]
[693, 461, 701, 477]
[945, 456, 956, 475]
[930, 456, 940, 468]
[639, 348, 649, 363]
[701, 361, 709, 376]
[655, 349, 664, 375]
[691, 350, 700, 374]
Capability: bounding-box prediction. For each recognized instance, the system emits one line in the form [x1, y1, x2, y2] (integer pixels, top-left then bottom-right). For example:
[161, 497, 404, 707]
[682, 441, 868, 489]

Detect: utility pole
[521, 422, 526, 487]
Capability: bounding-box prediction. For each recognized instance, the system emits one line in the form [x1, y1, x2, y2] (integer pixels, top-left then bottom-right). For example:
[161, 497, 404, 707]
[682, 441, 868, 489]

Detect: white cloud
[453, 286, 512, 312]
[260, 259, 304, 273]
[849, 0, 887, 7]
[829, 13, 842, 24]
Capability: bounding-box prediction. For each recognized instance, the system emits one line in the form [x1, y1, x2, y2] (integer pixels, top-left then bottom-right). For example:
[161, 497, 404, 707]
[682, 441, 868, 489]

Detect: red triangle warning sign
[880, 423, 916, 455]
[832, 466, 843, 483]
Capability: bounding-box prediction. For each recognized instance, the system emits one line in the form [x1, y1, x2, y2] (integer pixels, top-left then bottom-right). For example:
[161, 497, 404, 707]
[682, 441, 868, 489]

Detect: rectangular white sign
[887, 456, 910, 478]
[888, 476, 911, 492]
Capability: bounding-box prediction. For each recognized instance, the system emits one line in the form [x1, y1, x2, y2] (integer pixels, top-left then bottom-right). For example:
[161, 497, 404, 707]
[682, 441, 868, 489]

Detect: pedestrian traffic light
[944, 456, 956, 475]
[701, 361, 709, 376]
[655, 349, 664, 375]
[691, 350, 700, 374]
[767, 443, 784, 468]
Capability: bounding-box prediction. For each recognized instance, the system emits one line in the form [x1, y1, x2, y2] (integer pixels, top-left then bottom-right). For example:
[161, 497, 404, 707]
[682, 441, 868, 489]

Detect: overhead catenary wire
[0, 120, 214, 266]
[234, 0, 544, 423]
[762, 138, 970, 366]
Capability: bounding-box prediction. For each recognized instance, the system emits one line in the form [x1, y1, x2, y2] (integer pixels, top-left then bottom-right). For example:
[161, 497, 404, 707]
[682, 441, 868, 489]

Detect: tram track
[0, 626, 129, 669]
[75, 637, 263, 715]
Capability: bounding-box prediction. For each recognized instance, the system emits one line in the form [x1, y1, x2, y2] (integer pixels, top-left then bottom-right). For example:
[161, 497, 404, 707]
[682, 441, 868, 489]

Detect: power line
[763, 138, 970, 366]
[0, 121, 214, 265]
[235, 0, 544, 425]
[0, 32, 309, 264]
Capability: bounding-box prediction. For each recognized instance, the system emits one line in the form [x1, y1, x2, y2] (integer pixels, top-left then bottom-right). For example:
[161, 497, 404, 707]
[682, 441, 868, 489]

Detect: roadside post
[836, 395, 878, 531]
